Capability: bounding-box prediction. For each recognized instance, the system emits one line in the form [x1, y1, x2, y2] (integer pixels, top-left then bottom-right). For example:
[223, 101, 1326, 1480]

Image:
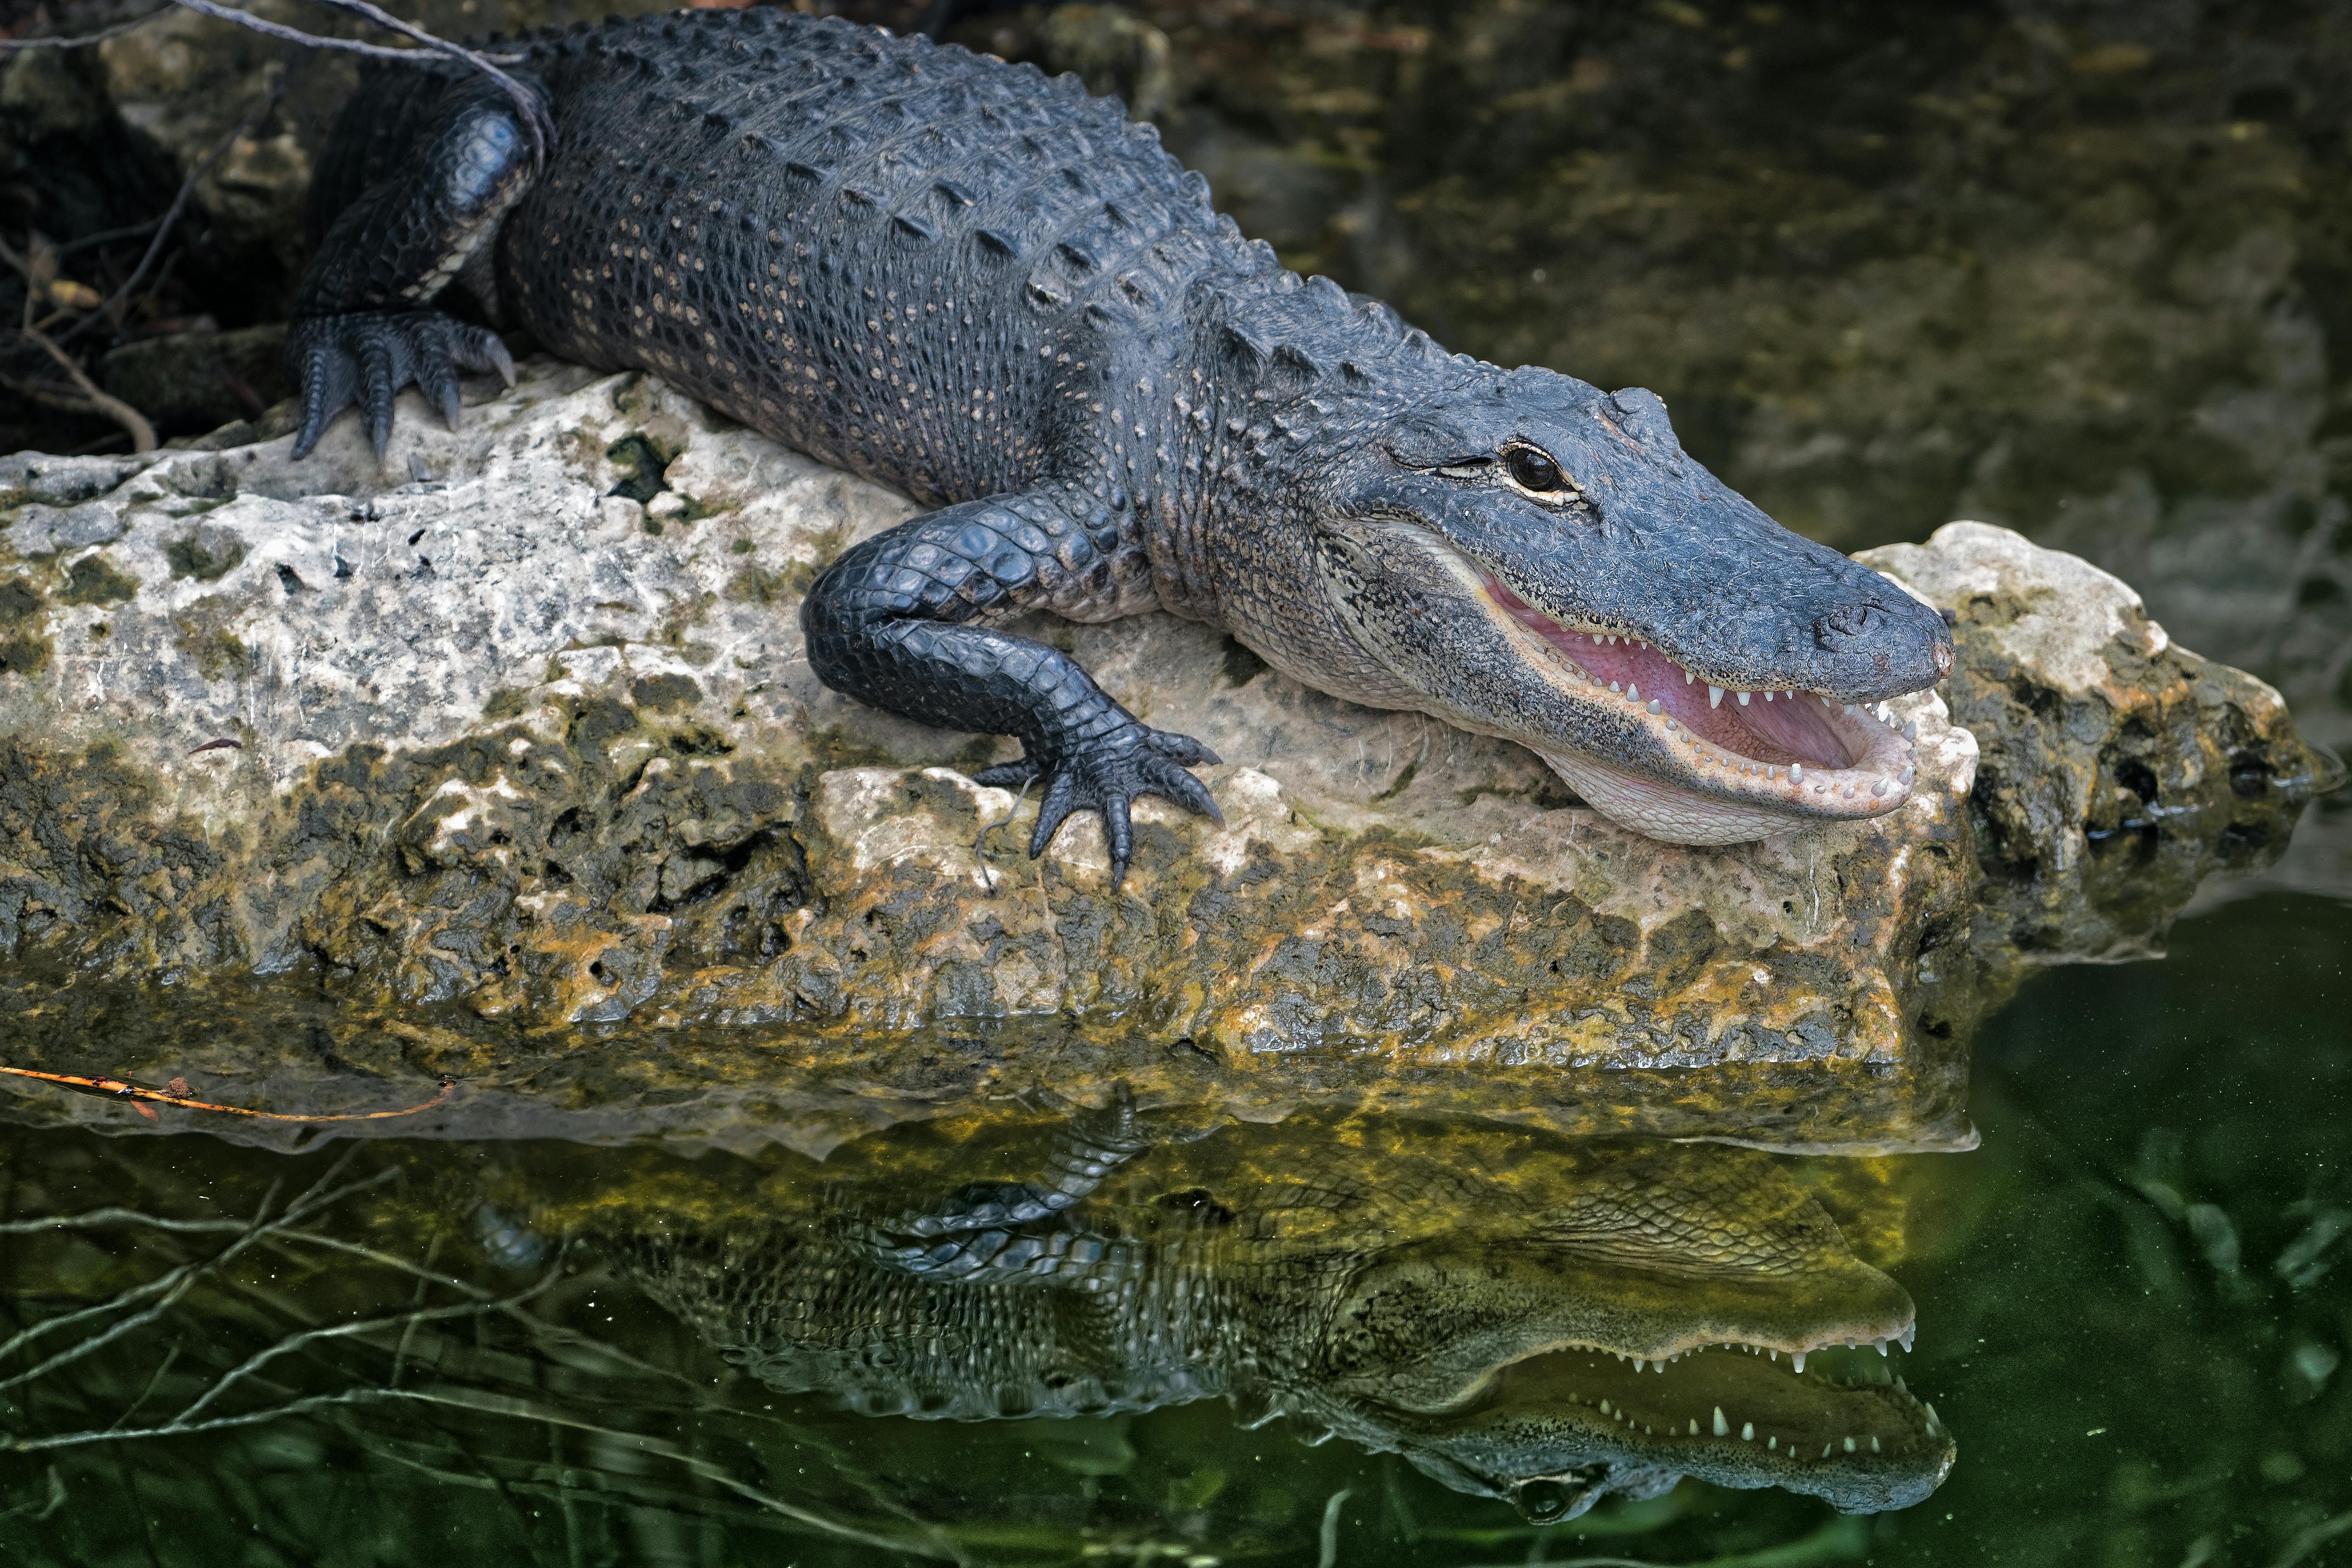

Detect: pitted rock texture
[0, 365, 2326, 1152]
[1860, 524, 2341, 979]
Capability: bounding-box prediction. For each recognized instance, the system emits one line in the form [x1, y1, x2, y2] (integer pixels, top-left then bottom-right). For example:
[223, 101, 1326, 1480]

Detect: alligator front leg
[286, 75, 540, 459]
[801, 486, 1221, 888]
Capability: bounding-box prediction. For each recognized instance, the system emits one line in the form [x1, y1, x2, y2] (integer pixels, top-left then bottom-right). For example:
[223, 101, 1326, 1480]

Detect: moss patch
[171, 595, 246, 681]
[629, 673, 703, 713]
[60, 553, 137, 606]
[165, 528, 245, 582]
[0, 576, 51, 678]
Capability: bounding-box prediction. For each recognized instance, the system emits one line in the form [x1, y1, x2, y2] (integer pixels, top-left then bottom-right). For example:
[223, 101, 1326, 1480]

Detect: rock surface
[0, 365, 2331, 1153]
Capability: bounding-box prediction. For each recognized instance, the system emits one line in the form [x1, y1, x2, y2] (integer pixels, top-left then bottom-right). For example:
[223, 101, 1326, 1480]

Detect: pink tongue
[1488, 582, 1853, 770]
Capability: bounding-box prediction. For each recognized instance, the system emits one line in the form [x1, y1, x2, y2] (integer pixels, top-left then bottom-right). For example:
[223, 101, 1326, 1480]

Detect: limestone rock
[0, 364, 2328, 1153]
[1860, 524, 2342, 978]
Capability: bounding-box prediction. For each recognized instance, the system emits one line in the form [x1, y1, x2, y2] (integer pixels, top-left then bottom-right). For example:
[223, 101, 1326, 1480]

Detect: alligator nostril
[1814, 603, 1882, 644]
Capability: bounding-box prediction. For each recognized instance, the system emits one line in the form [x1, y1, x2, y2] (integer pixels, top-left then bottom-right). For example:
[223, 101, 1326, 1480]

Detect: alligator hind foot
[286, 309, 515, 460]
[975, 726, 1222, 886]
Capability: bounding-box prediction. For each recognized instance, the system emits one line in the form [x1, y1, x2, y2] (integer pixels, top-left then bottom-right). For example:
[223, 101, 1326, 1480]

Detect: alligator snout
[1811, 595, 1952, 690]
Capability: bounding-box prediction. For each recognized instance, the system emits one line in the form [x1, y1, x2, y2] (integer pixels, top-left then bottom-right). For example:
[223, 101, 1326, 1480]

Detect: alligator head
[1305, 364, 1954, 844]
[1263, 1141, 1954, 1519]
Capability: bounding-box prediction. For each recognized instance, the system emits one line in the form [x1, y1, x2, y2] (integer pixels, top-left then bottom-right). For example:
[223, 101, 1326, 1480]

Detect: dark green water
[1, 878, 2345, 1568]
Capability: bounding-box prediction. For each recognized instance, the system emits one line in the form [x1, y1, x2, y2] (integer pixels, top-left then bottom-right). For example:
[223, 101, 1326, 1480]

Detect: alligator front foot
[976, 724, 1223, 888]
[286, 309, 515, 460]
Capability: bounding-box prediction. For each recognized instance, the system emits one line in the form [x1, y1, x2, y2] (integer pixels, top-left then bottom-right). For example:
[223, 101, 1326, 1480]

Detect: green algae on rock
[0, 363, 2329, 1153]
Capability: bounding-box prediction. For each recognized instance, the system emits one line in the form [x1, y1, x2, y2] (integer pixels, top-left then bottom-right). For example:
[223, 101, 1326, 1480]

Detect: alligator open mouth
[1477, 574, 1929, 841]
[1485, 1338, 1947, 1501]
[1419, 1331, 1953, 1522]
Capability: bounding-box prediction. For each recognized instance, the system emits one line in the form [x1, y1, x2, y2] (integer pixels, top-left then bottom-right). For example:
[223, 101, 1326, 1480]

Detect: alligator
[287, 9, 1954, 878]
[607, 1108, 1955, 1524]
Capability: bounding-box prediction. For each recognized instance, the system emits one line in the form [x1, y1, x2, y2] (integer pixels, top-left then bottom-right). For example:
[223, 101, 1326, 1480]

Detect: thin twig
[168, 1257, 566, 1426]
[105, 1340, 183, 1432]
[155, 0, 497, 63]
[8, 1385, 969, 1562]
[0, 1065, 454, 1123]
[160, 0, 545, 162]
[293, 0, 550, 162]
[59, 217, 166, 257]
[17, 325, 154, 450]
[54, 81, 284, 349]
[0, 7, 172, 50]
[0, 1208, 249, 1236]
[0, 1162, 389, 1384]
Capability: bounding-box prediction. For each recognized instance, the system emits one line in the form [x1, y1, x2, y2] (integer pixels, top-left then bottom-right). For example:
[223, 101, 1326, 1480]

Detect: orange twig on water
[0, 1066, 455, 1123]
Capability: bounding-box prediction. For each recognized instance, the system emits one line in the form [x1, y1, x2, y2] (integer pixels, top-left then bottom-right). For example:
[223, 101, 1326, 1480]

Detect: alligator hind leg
[286, 73, 542, 459]
[801, 485, 1222, 888]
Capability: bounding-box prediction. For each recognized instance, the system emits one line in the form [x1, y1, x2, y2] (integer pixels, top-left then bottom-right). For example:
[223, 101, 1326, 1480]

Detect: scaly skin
[288, 10, 1955, 876]
[609, 1112, 1955, 1523]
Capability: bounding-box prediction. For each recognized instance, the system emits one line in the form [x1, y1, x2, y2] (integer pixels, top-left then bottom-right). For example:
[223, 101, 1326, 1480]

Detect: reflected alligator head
[607, 1112, 1955, 1523]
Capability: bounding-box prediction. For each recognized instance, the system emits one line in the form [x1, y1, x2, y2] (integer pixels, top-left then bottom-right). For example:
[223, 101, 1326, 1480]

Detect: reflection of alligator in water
[610, 1108, 1955, 1522]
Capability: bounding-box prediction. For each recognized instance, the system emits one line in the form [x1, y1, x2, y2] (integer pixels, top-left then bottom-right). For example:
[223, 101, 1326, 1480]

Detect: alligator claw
[979, 724, 1222, 888]
[286, 309, 515, 461]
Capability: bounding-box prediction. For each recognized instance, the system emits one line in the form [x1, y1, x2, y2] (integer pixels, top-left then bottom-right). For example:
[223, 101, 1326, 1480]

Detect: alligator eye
[1505, 445, 1568, 494]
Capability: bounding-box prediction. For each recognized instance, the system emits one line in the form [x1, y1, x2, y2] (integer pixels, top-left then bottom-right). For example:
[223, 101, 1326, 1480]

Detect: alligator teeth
[1793, 1351, 1806, 1373]
[1904, 720, 1918, 741]
[1844, 703, 1859, 715]
[1741, 1422, 1756, 1441]
[1709, 686, 1724, 708]
[1844, 1436, 1858, 1453]
[1685, 670, 1694, 684]
[1688, 1418, 1699, 1435]
[1763, 690, 1774, 701]
[1626, 681, 1639, 701]
[1877, 1340, 1890, 1356]
[1788, 764, 1802, 783]
[1592, 634, 1604, 645]
[1646, 700, 1661, 714]
[1712, 1407, 1729, 1437]
[1872, 779, 1889, 797]
[1736, 690, 1751, 705]
[1609, 681, 1621, 693]
[1634, 1359, 1646, 1372]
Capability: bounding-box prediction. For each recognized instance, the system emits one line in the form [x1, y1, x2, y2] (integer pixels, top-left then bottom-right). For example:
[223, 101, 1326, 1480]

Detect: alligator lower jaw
[1476, 576, 1926, 844]
[1476, 1339, 1949, 1474]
